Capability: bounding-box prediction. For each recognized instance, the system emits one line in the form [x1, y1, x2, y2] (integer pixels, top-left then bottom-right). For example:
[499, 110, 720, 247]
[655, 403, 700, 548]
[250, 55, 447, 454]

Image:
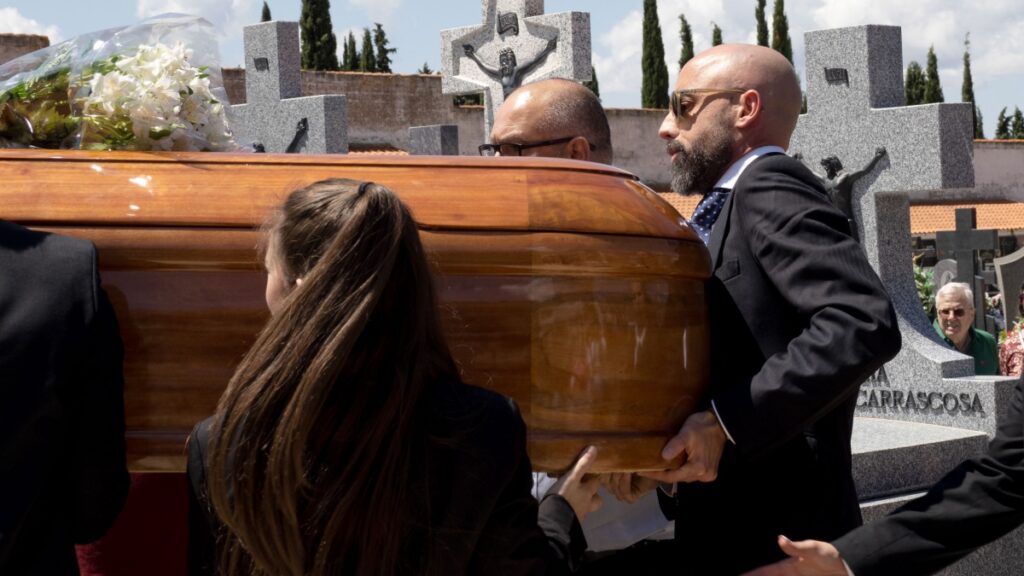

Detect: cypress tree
[678, 14, 694, 69]
[923, 46, 944, 104]
[344, 32, 359, 71]
[995, 108, 1010, 139]
[359, 28, 376, 72]
[975, 106, 985, 139]
[261, 1, 272, 22]
[418, 62, 433, 74]
[905, 61, 925, 105]
[962, 34, 982, 138]
[640, 0, 669, 109]
[1013, 108, 1024, 139]
[711, 22, 723, 46]
[583, 66, 601, 99]
[755, 0, 768, 46]
[771, 0, 793, 63]
[373, 23, 396, 73]
[341, 36, 351, 70]
[299, 0, 339, 71]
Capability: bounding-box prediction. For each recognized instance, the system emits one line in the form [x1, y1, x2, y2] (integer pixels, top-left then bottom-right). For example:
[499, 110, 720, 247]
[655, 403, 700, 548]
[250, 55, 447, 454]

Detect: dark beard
[668, 123, 733, 196]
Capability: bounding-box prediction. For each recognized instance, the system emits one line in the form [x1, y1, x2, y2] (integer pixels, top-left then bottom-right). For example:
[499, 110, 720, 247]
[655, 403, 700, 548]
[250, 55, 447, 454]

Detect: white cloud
[0, 8, 61, 41]
[347, 0, 402, 23]
[137, 0, 259, 43]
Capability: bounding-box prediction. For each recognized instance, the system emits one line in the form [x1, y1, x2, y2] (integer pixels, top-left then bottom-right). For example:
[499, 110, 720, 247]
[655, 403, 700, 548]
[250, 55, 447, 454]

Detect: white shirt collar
[712, 145, 786, 190]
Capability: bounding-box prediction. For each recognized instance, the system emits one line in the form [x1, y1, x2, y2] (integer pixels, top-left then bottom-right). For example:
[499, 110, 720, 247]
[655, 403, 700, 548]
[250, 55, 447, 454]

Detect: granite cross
[440, 0, 591, 141]
[935, 208, 998, 285]
[788, 24, 983, 390]
[231, 21, 348, 154]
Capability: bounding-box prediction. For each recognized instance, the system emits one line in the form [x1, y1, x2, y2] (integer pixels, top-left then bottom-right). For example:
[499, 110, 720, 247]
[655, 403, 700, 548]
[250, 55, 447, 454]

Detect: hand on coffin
[601, 473, 659, 504]
[740, 536, 848, 576]
[548, 446, 603, 521]
[639, 409, 727, 484]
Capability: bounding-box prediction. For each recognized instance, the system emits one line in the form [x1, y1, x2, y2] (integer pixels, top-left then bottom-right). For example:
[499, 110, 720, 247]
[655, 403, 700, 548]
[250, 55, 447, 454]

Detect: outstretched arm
[846, 147, 887, 182]
[462, 44, 501, 80]
[514, 37, 558, 82]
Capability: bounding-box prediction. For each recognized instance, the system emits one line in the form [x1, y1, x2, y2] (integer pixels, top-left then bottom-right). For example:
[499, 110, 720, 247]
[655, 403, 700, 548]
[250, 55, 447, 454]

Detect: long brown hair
[206, 179, 458, 575]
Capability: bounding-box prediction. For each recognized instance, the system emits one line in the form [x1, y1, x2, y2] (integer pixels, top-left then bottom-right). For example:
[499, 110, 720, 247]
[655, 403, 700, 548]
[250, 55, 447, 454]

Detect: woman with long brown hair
[186, 179, 600, 575]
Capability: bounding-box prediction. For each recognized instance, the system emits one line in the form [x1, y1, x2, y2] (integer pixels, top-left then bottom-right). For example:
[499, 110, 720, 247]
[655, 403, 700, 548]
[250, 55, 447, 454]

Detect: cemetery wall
[0, 34, 48, 66]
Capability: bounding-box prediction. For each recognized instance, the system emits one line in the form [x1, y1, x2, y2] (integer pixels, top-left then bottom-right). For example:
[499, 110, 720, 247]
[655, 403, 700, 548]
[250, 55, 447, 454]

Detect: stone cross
[995, 247, 1024, 328]
[935, 208, 997, 285]
[440, 0, 591, 141]
[231, 21, 348, 154]
[788, 25, 1006, 400]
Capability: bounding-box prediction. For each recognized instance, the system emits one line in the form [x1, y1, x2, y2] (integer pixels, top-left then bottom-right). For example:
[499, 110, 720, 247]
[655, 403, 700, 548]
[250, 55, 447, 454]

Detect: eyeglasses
[670, 88, 746, 118]
[478, 136, 594, 157]
[937, 307, 967, 318]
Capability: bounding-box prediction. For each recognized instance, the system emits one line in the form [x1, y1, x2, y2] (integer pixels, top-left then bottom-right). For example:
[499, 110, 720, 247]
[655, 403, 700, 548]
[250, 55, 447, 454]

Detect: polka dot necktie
[690, 187, 731, 245]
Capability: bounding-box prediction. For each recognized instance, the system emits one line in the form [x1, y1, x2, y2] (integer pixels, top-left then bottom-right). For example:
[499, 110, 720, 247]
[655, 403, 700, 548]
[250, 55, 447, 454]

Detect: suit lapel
[707, 189, 734, 270]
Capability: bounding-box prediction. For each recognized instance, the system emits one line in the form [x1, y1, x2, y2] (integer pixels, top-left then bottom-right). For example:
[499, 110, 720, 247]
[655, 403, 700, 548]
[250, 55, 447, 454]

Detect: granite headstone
[995, 247, 1024, 328]
[408, 124, 460, 155]
[440, 0, 591, 141]
[231, 21, 348, 154]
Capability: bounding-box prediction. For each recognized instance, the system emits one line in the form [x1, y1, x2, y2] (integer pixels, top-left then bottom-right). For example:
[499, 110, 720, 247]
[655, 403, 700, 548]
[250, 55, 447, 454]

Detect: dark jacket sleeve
[187, 420, 218, 576]
[467, 401, 587, 575]
[835, 381, 1024, 576]
[71, 245, 130, 543]
[712, 159, 901, 456]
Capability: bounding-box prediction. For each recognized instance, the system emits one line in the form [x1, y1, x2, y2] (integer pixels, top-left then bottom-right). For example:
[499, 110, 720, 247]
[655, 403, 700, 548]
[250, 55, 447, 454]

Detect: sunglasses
[478, 136, 594, 157]
[670, 88, 746, 118]
[937, 308, 967, 318]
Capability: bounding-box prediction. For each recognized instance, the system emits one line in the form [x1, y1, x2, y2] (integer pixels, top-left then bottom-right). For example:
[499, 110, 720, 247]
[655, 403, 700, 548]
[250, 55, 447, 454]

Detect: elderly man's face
[936, 292, 974, 345]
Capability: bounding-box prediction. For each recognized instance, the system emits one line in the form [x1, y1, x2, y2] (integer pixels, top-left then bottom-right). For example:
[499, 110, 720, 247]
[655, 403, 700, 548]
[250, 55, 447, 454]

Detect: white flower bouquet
[0, 14, 238, 151]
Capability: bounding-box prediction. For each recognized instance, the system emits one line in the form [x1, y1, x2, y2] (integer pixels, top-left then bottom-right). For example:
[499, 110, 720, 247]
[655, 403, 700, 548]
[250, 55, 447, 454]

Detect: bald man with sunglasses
[605, 44, 901, 574]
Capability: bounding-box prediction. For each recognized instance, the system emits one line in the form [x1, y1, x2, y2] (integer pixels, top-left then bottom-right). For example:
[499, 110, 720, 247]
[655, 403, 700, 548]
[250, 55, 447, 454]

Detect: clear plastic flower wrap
[0, 14, 239, 151]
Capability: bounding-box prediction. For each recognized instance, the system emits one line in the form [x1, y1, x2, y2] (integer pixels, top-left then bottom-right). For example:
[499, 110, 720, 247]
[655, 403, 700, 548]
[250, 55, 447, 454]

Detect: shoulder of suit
[733, 153, 826, 197]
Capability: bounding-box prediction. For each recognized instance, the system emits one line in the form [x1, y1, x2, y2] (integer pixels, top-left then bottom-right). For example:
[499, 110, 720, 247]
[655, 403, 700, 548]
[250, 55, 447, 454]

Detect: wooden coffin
[0, 149, 710, 473]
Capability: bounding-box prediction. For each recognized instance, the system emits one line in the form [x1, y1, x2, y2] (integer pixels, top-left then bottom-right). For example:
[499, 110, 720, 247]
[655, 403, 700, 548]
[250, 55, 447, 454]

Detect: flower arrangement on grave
[0, 14, 237, 152]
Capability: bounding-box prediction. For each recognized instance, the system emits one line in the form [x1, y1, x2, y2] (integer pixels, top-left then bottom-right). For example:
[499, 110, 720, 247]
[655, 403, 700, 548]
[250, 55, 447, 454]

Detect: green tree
[372, 23, 396, 73]
[975, 106, 985, 139]
[261, 1, 272, 22]
[641, 0, 669, 109]
[1013, 107, 1024, 139]
[359, 27, 376, 72]
[417, 62, 433, 74]
[995, 107, 1010, 139]
[299, 0, 339, 71]
[344, 31, 359, 71]
[454, 94, 483, 106]
[923, 45, 944, 104]
[771, 0, 793, 63]
[583, 66, 600, 99]
[962, 34, 983, 138]
[711, 22, 723, 46]
[678, 14, 694, 69]
[905, 61, 925, 105]
[755, 0, 768, 46]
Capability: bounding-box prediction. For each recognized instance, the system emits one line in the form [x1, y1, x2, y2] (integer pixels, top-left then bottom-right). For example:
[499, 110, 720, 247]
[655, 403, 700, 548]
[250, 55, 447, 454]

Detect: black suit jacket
[835, 379, 1024, 575]
[671, 154, 901, 574]
[186, 380, 585, 575]
[0, 221, 129, 575]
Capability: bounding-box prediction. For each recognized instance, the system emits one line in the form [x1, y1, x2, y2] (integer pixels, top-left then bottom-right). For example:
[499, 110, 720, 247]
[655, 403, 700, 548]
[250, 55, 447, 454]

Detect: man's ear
[734, 90, 762, 129]
[566, 136, 592, 161]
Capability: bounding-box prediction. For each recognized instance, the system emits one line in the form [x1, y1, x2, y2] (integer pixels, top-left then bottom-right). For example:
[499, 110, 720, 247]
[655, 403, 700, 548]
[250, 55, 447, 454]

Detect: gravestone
[408, 124, 460, 155]
[933, 259, 959, 289]
[995, 247, 1024, 328]
[440, 0, 591, 141]
[231, 21, 348, 154]
[789, 25, 1021, 575]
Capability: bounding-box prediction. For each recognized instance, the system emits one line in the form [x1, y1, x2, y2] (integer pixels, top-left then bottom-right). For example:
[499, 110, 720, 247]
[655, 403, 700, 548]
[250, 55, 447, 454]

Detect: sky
[1, 1, 1022, 136]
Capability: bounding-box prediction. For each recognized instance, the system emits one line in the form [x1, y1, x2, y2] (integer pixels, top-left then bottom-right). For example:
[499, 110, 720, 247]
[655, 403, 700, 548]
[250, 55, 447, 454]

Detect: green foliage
[1013, 107, 1024, 139]
[905, 61, 924, 105]
[417, 62, 433, 74]
[923, 46, 944, 104]
[372, 23, 396, 73]
[453, 94, 483, 106]
[962, 34, 982, 137]
[641, 0, 669, 109]
[678, 14, 694, 69]
[914, 257, 935, 318]
[583, 66, 600, 99]
[976, 106, 985, 139]
[261, 1, 272, 22]
[801, 92, 807, 114]
[299, 0, 339, 71]
[359, 28, 376, 72]
[343, 32, 359, 71]
[711, 22, 723, 46]
[996, 107, 1010, 139]
[771, 0, 793, 63]
[755, 0, 768, 46]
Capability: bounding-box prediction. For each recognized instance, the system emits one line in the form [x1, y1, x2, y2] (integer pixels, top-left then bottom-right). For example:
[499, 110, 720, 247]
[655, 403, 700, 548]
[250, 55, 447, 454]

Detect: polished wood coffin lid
[1, 149, 711, 473]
